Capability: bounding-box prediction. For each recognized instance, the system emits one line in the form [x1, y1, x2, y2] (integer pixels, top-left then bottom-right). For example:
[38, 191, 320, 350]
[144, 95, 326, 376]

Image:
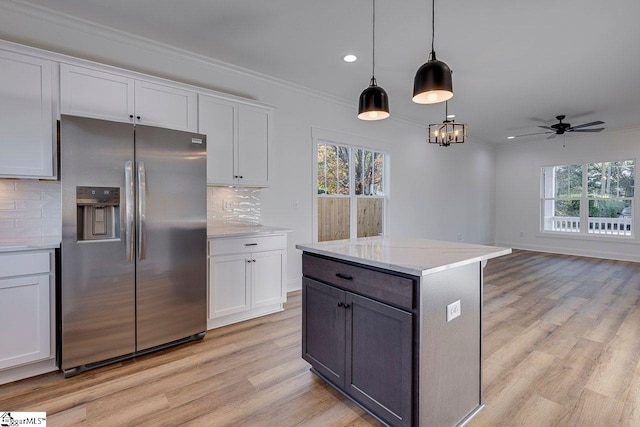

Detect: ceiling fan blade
[570, 120, 604, 129]
[546, 134, 557, 140]
[571, 128, 605, 132]
[514, 131, 553, 137]
[538, 126, 554, 130]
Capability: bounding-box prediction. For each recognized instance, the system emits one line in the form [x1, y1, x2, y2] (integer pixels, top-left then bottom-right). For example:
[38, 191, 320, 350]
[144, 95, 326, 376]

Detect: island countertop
[296, 236, 511, 276]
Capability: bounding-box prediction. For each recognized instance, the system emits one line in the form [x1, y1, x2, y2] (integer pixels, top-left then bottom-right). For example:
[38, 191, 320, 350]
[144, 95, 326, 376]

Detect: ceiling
[16, 0, 640, 145]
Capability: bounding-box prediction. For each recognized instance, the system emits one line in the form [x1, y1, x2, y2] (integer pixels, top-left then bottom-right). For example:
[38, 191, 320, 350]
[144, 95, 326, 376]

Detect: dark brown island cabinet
[297, 237, 511, 427]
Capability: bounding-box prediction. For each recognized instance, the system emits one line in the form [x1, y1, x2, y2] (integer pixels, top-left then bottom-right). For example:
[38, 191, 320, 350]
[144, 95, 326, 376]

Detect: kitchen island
[296, 237, 511, 427]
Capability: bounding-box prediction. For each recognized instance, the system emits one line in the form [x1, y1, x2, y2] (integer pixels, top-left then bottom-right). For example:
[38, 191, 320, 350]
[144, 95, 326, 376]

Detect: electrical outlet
[447, 300, 461, 322]
[293, 200, 299, 209]
[456, 233, 462, 241]
[519, 231, 524, 237]
[222, 199, 232, 211]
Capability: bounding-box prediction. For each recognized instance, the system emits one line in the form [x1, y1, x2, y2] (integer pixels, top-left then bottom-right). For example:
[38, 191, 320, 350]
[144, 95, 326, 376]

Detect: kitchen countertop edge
[296, 237, 512, 277]
[0, 237, 61, 253]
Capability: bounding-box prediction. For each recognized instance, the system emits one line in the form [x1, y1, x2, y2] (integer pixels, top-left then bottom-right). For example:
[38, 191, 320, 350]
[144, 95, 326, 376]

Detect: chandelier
[428, 101, 466, 146]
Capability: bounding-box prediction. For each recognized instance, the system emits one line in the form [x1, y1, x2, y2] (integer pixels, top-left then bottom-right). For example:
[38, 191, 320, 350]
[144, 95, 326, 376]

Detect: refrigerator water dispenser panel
[76, 186, 120, 241]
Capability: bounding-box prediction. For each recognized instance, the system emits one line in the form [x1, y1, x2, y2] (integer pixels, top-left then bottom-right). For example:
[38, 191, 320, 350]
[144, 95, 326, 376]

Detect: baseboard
[495, 241, 640, 263]
[287, 276, 302, 292]
[0, 358, 58, 386]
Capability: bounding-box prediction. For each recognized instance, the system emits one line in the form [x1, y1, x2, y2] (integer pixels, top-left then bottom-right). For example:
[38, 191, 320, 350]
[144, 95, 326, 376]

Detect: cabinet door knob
[252, 259, 256, 263]
[247, 260, 252, 263]
[129, 114, 134, 119]
[336, 273, 353, 281]
[344, 303, 351, 309]
[338, 302, 344, 308]
[136, 116, 141, 120]
[239, 175, 244, 179]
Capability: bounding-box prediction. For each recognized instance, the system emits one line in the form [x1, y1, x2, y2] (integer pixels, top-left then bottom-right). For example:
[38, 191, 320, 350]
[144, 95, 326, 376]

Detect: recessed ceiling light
[446, 114, 455, 119]
[343, 54, 357, 63]
[507, 136, 515, 140]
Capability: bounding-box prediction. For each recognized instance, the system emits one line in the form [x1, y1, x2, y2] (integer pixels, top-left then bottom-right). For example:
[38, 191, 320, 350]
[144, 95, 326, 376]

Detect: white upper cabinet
[198, 94, 272, 187]
[134, 80, 197, 132]
[60, 64, 196, 132]
[238, 105, 270, 186]
[198, 95, 236, 186]
[60, 63, 134, 123]
[0, 50, 55, 178]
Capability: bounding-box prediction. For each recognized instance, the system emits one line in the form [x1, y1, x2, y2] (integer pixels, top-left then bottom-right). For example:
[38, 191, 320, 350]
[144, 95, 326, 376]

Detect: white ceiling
[17, 0, 640, 145]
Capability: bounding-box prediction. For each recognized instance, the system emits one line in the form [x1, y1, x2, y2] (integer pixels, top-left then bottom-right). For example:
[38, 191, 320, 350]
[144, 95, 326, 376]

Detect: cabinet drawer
[0, 251, 50, 278]
[302, 254, 414, 311]
[209, 234, 286, 256]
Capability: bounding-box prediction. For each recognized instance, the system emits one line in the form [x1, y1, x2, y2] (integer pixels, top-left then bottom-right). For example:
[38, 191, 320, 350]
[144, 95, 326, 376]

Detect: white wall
[495, 128, 640, 262]
[0, 3, 497, 290]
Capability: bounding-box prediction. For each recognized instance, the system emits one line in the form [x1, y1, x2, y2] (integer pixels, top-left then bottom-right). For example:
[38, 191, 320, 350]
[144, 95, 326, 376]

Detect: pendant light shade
[412, 0, 453, 104]
[412, 54, 453, 104]
[358, 78, 389, 120]
[358, 0, 389, 121]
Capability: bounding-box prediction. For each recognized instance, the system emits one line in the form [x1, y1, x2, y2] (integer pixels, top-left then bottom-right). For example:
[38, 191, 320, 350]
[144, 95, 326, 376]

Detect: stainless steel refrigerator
[60, 115, 207, 376]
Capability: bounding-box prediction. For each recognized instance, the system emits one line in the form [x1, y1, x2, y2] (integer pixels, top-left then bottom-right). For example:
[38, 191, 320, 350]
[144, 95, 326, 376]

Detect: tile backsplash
[0, 180, 259, 240]
[0, 180, 62, 238]
[207, 187, 261, 227]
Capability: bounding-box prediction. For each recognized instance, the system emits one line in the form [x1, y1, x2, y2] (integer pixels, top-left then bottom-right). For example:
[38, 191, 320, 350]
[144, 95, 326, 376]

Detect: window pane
[357, 197, 383, 237]
[318, 197, 350, 242]
[355, 148, 363, 195]
[587, 160, 635, 198]
[543, 165, 582, 198]
[588, 199, 632, 236]
[355, 149, 384, 196]
[337, 146, 350, 195]
[317, 143, 327, 194]
[373, 152, 384, 195]
[317, 143, 350, 195]
[543, 199, 581, 232]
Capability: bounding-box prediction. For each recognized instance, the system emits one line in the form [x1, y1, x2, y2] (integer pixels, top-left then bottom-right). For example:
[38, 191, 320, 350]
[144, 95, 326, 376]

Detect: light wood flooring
[1, 249, 640, 426]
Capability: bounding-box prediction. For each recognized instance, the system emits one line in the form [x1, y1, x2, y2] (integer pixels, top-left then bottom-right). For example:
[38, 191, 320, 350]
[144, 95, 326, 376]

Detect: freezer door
[134, 125, 207, 351]
[60, 115, 136, 370]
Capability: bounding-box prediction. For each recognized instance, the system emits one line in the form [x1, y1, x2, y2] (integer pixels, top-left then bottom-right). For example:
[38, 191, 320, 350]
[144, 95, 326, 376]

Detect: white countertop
[0, 236, 61, 253]
[208, 225, 293, 239]
[296, 236, 511, 276]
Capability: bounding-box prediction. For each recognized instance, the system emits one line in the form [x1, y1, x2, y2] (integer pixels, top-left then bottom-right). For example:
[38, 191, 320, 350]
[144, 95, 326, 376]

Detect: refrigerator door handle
[137, 161, 147, 261]
[125, 160, 135, 263]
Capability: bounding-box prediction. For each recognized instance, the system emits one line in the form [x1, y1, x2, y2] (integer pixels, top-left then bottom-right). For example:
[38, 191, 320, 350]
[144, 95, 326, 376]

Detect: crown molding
[3, 0, 429, 129]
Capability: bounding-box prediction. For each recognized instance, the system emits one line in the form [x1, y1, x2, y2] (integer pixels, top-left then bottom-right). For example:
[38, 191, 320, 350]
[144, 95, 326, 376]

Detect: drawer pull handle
[336, 273, 353, 280]
[245, 243, 258, 246]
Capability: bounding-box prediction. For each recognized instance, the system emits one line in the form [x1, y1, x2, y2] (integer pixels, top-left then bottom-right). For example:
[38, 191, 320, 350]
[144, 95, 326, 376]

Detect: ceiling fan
[512, 115, 605, 140]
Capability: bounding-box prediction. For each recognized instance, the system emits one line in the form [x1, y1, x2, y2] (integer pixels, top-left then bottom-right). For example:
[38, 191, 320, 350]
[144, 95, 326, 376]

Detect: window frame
[540, 159, 636, 240]
[312, 132, 389, 243]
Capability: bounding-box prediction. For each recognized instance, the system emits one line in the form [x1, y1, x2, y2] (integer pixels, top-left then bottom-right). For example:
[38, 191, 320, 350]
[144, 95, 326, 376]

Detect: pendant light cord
[371, 0, 376, 83]
[431, 0, 436, 59]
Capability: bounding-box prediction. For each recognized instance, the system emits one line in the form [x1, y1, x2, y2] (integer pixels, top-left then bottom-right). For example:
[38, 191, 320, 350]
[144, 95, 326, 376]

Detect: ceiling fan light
[358, 82, 390, 121]
[412, 58, 453, 104]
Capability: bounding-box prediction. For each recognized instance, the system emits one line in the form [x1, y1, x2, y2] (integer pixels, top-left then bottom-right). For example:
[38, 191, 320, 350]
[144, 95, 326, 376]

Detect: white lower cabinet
[0, 249, 57, 385]
[208, 234, 287, 329]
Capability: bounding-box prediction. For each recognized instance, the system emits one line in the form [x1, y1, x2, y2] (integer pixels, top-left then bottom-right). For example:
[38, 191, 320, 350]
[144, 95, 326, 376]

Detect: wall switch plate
[222, 199, 232, 211]
[447, 300, 461, 322]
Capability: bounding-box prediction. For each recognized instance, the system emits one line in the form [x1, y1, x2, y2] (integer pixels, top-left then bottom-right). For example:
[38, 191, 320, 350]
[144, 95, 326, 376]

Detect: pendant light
[358, 0, 389, 121]
[428, 101, 466, 146]
[412, 0, 453, 104]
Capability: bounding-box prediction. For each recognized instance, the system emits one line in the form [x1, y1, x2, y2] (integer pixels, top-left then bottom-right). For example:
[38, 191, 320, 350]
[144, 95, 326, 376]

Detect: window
[316, 142, 387, 242]
[542, 160, 635, 237]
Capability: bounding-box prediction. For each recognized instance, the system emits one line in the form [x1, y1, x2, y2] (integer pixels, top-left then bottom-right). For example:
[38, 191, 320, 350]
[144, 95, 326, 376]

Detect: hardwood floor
[1, 249, 639, 426]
